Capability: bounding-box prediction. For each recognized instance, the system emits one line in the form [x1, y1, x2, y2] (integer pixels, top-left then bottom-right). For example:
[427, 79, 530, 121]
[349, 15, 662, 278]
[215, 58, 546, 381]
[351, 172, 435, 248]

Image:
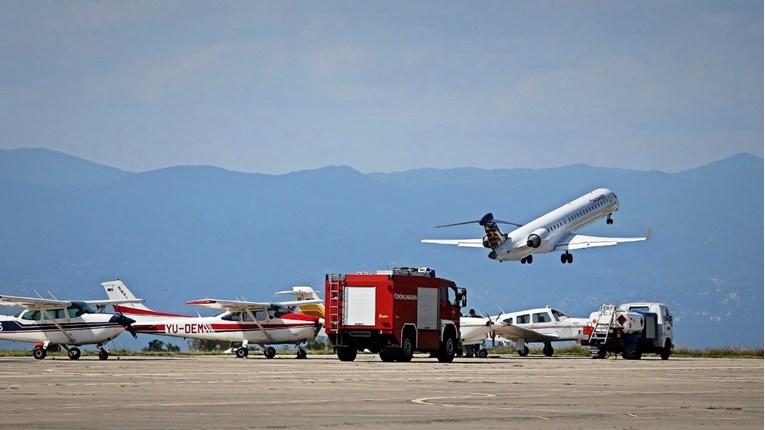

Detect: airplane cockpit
[15, 302, 96, 320]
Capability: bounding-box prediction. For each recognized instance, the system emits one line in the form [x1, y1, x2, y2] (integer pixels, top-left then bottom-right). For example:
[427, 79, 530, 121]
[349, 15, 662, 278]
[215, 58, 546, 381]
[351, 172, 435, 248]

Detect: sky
[0, 0, 762, 174]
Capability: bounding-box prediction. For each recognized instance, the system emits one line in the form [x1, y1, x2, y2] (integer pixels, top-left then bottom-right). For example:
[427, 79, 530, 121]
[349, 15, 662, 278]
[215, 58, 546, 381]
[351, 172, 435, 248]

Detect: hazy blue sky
[1, 1, 762, 174]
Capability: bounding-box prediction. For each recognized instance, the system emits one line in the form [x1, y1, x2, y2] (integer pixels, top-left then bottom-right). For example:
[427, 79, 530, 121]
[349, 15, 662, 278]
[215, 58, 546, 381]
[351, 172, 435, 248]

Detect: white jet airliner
[422, 188, 649, 264]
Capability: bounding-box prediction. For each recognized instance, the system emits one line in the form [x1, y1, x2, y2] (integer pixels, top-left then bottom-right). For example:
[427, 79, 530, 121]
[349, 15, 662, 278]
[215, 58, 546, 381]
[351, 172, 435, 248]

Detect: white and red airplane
[102, 280, 323, 359]
[493, 306, 592, 357]
[422, 188, 650, 264]
[0, 293, 141, 360]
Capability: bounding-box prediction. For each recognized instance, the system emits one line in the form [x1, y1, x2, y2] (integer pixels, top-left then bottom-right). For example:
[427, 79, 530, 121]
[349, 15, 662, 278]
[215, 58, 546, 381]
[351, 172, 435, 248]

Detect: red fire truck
[325, 267, 467, 363]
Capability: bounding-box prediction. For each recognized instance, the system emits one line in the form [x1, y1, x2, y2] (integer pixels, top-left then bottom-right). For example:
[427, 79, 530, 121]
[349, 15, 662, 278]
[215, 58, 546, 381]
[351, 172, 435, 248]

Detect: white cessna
[102, 280, 323, 359]
[493, 307, 592, 357]
[422, 188, 650, 264]
[0, 293, 141, 360]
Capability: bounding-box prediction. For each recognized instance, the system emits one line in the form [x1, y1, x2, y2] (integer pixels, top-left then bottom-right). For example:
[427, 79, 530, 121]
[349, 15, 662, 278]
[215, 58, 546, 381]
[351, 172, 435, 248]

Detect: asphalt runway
[0, 353, 761, 429]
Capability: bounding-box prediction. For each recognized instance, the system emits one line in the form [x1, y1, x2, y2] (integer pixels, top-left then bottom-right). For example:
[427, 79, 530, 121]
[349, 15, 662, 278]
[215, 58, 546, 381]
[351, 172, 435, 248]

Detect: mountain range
[0, 148, 762, 348]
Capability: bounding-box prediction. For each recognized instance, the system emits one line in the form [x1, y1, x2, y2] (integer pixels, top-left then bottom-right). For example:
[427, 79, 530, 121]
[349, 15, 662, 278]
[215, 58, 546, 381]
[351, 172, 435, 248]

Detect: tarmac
[0, 353, 761, 429]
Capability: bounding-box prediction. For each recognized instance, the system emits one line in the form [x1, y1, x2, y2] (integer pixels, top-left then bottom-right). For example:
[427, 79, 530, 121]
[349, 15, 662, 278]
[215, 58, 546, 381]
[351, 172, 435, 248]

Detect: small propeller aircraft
[492, 306, 592, 357]
[459, 314, 501, 358]
[102, 280, 323, 359]
[0, 293, 142, 360]
[422, 188, 650, 264]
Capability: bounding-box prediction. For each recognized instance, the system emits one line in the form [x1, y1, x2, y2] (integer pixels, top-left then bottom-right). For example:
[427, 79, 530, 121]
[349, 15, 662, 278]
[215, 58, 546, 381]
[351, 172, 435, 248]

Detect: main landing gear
[520, 255, 533, 264]
[606, 214, 614, 225]
[560, 252, 573, 264]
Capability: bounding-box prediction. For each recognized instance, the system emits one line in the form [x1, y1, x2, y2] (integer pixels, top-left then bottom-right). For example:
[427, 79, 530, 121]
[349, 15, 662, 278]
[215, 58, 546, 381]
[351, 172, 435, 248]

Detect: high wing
[554, 227, 651, 251]
[187, 298, 323, 311]
[0, 295, 71, 309]
[420, 238, 485, 248]
[494, 324, 559, 342]
[0, 295, 143, 310]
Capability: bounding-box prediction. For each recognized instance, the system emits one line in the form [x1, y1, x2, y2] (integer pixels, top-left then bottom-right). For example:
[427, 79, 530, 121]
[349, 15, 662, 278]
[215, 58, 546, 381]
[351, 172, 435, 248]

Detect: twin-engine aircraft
[102, 280, 323, 359]
[0, 294, 141, 360]
[422, 188, 650, 264]
[493, 307, 592, 357]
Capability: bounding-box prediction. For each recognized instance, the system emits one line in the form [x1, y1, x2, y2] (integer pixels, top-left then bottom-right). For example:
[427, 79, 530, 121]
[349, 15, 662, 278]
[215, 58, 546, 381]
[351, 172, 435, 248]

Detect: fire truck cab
[325, 267, 466, 363]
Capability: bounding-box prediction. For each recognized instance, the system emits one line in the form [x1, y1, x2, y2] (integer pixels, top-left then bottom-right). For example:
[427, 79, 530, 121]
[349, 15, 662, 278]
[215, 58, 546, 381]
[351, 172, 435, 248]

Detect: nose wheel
[560, 252, 573, 264]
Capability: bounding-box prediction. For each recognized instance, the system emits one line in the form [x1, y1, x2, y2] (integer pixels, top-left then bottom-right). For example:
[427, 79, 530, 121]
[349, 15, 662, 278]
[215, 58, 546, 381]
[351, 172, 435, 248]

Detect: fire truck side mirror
[455, 288, 467, 308]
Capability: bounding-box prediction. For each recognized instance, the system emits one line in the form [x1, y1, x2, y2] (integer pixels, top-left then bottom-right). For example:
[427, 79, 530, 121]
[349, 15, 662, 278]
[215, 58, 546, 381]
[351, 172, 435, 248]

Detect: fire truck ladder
[327, 274, 345, 346]
[589, 304, 617, 345]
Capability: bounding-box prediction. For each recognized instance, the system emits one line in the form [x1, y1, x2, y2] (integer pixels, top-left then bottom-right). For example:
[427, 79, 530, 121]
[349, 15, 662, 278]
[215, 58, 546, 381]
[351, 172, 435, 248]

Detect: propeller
[112, 314, 137, 339]
[435, 213, 523, 228]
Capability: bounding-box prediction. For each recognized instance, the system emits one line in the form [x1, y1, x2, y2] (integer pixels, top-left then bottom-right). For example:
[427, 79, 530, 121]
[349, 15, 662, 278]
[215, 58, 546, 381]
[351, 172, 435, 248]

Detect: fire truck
[584, 302, 674, 360]
[324, 267, 466, 363]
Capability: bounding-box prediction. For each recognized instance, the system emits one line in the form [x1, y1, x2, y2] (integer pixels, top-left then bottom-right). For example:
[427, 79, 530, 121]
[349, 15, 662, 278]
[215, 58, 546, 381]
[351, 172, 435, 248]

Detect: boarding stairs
[588, 304, 617, 344]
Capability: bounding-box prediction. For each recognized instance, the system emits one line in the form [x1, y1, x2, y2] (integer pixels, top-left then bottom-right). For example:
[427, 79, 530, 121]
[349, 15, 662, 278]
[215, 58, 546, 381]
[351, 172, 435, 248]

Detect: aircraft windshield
[268, 305, 292, 318]
[551, 309, 569, 321]
[68, 302, 95, 317]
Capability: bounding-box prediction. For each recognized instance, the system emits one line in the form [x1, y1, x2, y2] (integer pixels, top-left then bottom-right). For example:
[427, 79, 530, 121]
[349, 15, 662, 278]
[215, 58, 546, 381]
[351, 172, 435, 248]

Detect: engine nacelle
[526, 228, 549, 248]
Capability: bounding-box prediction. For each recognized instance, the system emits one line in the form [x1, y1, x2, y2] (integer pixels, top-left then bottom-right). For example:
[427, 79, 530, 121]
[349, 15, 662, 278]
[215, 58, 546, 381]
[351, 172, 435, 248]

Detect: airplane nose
[110, 314, 136, 327]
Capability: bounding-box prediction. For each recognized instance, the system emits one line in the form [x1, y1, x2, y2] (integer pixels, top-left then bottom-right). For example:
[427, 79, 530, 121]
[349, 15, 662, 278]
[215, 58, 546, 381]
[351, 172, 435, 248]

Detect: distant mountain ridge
[0, 148, 762, 348]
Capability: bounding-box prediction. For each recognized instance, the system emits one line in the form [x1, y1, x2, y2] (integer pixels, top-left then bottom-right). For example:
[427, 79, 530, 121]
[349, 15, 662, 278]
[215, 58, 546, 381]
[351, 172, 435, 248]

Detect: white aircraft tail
[101, 279, 188, 319]
[276, 286, 325, 319]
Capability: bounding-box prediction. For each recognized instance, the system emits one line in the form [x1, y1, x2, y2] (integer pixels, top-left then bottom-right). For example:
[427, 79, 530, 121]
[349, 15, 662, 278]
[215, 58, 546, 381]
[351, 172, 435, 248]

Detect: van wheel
[661, 339, 671, 360]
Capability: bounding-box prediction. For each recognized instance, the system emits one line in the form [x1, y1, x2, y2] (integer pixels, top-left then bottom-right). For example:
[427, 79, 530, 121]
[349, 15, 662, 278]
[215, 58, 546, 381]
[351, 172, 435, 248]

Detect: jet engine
[526, 228, 549, 248]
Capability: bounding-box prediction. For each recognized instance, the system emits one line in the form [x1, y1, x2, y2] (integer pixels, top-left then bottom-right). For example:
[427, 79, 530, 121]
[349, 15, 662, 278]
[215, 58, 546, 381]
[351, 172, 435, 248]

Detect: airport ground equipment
[324, 267, 466, 363]
[584, 302, 674, 360]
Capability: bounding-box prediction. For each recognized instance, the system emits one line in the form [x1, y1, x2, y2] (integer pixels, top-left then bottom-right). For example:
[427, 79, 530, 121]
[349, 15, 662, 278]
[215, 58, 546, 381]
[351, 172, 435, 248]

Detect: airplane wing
[0, 295, 71, 309]
[420, 238, 485, 248]
[493, 324, 559, 342]
[554, 227, 651, 251]
[187, 298, 323, 311]
[84, 298, 145, 307]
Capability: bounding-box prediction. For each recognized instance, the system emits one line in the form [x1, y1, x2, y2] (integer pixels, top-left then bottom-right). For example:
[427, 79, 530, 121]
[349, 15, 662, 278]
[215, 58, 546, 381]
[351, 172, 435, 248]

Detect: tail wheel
[236, 347, 248, 358]
[33, 347, 47, 360]
[68, 347, 81, 360]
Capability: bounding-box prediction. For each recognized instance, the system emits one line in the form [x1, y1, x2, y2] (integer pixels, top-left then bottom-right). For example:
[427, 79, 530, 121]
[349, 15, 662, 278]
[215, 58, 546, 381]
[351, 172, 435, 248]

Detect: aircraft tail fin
[101, 279, 188, 318]
[276, 286, 325, 319]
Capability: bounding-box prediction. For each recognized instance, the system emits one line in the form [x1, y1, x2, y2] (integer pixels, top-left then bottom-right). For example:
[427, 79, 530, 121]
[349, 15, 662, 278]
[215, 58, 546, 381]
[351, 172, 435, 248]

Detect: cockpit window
[532, 312, 551, 323]
[268, 305, 291, 319]
[503, 317, 513, 325]
[68, 302, 95, 318]
[551, 309, 569, 321]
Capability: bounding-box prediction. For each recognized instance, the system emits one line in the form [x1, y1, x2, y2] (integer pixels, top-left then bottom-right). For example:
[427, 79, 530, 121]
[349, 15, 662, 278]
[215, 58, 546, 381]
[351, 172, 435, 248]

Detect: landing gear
[296, 348, 307, 359]
[560, 252, 573, 264]
[542, 342, 554, 357]
[263, 346, 277, 359]
[478, 348, 488, 358]
[517, 345, 529, 357]
[33, 347, 47, 360]
[520, 255, 533, 264]
[606, 214, 613, 225]
[235, 347, 249, 358]
[98, 349, 109, 360]
[67, 347, 81, 360]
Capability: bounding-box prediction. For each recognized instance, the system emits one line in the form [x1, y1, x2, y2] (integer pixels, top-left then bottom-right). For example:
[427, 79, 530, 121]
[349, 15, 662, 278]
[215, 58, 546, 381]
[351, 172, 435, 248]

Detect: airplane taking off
[422, 188, 650, 264]
[493, 307, 592, 357]
[102, 280, 323, 359]
[0, 293, 141, 360]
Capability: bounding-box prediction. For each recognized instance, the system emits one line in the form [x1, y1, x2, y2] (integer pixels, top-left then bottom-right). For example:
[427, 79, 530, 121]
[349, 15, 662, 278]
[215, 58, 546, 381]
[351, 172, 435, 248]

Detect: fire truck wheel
[33, 347, 47, 360]
[437, 336, 456, 363]
[518, 346, 529, 357]
[379, 349, 396, 362]
[236, 347, 248, 358]
[337, 346, 357, 362]
[263, 347, 276, 359]
[398, 336, 414, 362]
[597, 347, 607, 359]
